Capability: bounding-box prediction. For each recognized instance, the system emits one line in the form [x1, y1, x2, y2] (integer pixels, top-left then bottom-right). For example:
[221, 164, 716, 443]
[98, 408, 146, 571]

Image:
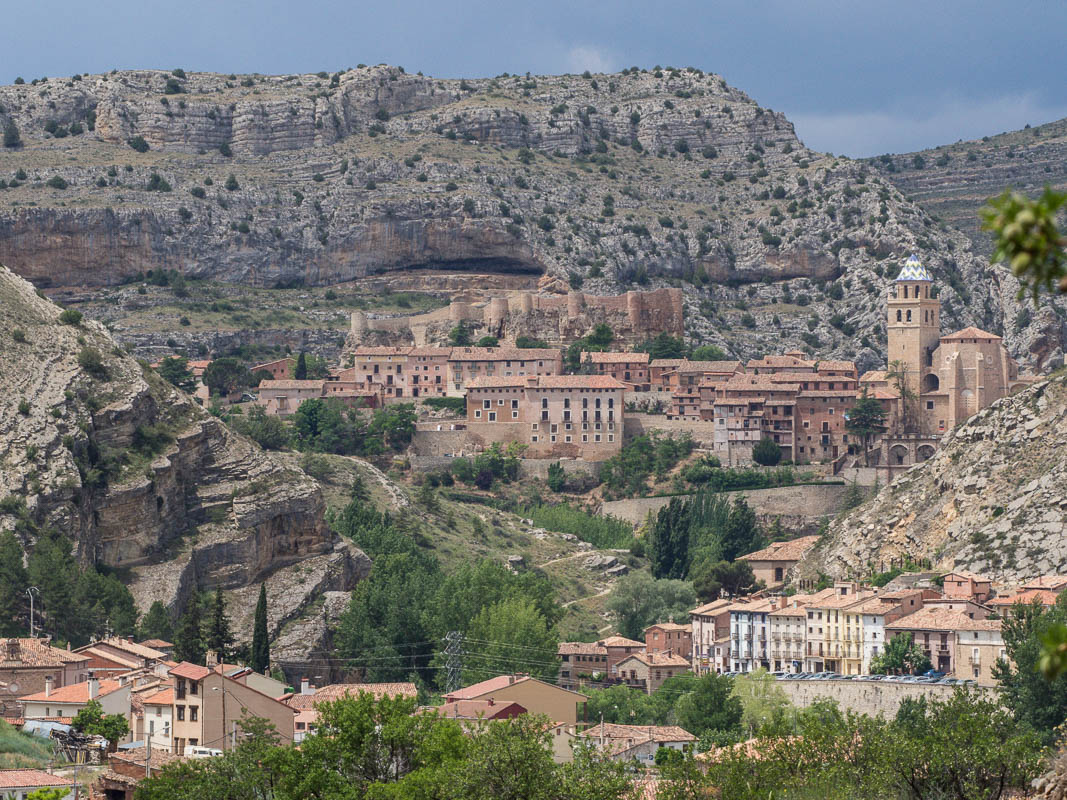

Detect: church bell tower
[887, 254, 940, 394]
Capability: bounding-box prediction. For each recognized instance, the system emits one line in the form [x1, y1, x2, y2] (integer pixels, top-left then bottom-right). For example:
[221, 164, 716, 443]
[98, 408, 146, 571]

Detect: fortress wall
[778, 679, 996, 717]
[600, 483, 849, 527]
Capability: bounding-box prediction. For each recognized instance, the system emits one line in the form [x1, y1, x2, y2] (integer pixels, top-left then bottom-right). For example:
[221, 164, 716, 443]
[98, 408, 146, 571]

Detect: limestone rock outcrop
[0, 264, 365, 642]
[0, 66, 1061, 369]
[800, 371, 1067, 583]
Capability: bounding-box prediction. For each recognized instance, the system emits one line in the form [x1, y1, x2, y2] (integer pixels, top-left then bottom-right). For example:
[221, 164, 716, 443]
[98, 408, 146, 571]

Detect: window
[483, 400, 491, 410]
[512, 411, 518, 419]
[190, 706, 198, 722]
[488, 412, 496, 421]
[189, 681, 197, 695]
[177, 705, 185, 721]
[474, 410, 481, 418]
[531, 435, 538, 442]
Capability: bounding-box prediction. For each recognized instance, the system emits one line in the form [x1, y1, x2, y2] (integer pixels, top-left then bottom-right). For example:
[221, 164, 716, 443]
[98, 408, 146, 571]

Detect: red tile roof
[449, 347, 560, 361]
[558, 642, 608, 656]
[618, 652, 691, 668]
[583, 351, 650, 364]
[740, 535, 820, 563]
[597, 635, 646, 648]
[940, 326, 1001, 341]
[142, 688, 175, 706]
[0, 769, 75, 790]
[467, 375, 627, 390]
[258, 379, 325, 390]
[0, 639, 89, 669]
[21, 678, 123, 703]
[283, 682, 417, 709]
[424, 699, 527, 720]
[169, 662, 212, 681]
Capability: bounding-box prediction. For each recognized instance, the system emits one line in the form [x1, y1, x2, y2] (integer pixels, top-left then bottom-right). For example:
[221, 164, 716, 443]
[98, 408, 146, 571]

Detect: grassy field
[0, 719, 53, 768]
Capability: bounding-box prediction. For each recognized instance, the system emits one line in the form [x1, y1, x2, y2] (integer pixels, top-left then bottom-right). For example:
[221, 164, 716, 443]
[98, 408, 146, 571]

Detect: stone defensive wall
[350, 287, 684, 345]
[624, 413, 719, 446]
[777, 678, 996, 717]
[600, 483, 849, 529]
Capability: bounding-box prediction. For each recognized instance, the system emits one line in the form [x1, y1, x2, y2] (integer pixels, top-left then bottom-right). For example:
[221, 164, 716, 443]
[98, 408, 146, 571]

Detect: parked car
[923, 669, 946, 679]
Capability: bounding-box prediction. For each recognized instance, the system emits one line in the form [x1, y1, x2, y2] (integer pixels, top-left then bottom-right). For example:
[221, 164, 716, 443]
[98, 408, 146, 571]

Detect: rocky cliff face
[0, 264, 368, 641]
[801, 371, 1067, 583]
[0, 66, 1061, 369]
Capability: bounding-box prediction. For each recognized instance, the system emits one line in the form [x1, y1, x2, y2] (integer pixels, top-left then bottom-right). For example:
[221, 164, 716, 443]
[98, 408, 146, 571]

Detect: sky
[5, 0, 1066, 157]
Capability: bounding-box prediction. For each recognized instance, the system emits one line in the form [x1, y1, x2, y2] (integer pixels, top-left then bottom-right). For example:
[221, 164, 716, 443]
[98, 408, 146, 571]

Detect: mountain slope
[801, 371, 1067, 582]
[0, 263, 368, 643]
[867, 117, 1067, 257]
[0, 66, 1058, 368]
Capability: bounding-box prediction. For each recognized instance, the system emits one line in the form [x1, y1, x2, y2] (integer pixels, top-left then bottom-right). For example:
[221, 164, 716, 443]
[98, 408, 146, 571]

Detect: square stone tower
[887, 254, 940, 395]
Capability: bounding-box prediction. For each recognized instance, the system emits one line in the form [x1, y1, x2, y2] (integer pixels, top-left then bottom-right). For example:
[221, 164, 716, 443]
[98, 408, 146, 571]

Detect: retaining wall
[778, 678, 995, 717]
[600, 483, 849, 529]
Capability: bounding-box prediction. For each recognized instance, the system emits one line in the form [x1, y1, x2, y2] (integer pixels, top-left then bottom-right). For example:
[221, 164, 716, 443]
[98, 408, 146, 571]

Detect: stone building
[644, 622, 692, 660]
[884, 607, 974, 675]
[955, 618, 1005, 684]
[465, 374, 626, 460]
[0, 639, 90, 718]
[689, 598, 733, 675]
[613, 651, 691, 694]
[861, 255, 1033, 475]
[557, 642, 609, 690]
[740, 535, 821, 587]
[447, 346, 562, 395]
[584, 351, 650, 391]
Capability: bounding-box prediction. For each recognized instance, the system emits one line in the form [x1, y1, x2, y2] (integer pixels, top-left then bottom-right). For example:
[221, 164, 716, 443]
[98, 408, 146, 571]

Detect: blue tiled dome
[895, 254, 933, 282]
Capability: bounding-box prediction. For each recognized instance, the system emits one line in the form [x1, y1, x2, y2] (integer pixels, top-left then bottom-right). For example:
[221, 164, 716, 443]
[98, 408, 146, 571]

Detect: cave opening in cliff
[376, 257, 545, 276]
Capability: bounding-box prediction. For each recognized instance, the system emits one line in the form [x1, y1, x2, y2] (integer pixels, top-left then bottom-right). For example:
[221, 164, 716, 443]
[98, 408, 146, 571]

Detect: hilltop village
[236, 254, 1035, 483]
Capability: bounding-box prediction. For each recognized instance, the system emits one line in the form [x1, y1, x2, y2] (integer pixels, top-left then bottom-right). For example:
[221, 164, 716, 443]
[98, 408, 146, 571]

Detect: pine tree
[205, 588, 234, 661]
[0, 531, 28, 636]
[250, 584, 269, 674]
[138, 601, 174, 642]
[174, 597, 204, 664]
[846, 388, 889, 466]
[294, 352, 308, 380]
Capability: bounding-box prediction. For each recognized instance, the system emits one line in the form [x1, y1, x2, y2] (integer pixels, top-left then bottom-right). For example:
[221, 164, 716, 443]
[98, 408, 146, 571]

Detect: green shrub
[224, 174, 239, 191]
[3, 121, 21, 148]
[17, 400, 30, 416]
[77, 346, 107, 378]
[45, 176, 68, 189]
[128, 136, 150, 152]
[190, 186, 206, 199]
[146, 173, 172, 192]
[12, 329, 26, 343]
[422, 396, 466, 414]
[59, 308, 83, 326]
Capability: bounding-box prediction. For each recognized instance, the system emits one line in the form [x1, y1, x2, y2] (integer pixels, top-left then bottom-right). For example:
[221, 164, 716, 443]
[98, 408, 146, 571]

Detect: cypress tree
[294, 352, 308, 380]
[138, 600, 174, 642]
[205, 587, 234, 661]
[174, 597, 204, 664]
[250, 584, 269, 673]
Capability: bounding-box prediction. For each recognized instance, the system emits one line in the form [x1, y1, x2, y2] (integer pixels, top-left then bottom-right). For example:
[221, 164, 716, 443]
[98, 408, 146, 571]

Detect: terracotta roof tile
[740, 536, 820, 563]
[558, 642, 608, 656]
[885, 607, 992, 632]
[169, 662, 211, 681]
[584, 351, 650, 364]
[0, 769, 75, 790]
[449, 347, 560, 361]
[940, 326, 1001, 341]
[597, 635, 646, 648]
[283, 682, 417, 709]
[0, 639, 89, 669]
[467, 375, 627, 390]
[619, 652, 691, 668]
[21, 678, 124, 703]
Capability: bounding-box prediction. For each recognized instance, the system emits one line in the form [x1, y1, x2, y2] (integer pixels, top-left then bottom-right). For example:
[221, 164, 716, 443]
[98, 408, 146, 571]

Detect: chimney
[487, 698, 494, 706]
[508, 676, 515, 685]
[44, 676, 53, 698]
[5, 639, 19, 661]
[300, 678, 312, 695]
[88, 677, 99, 700]
[205, 650, 218, 668]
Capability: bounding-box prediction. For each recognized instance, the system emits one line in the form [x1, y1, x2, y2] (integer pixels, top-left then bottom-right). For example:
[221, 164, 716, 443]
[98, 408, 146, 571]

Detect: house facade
[689, 599, 732, 675]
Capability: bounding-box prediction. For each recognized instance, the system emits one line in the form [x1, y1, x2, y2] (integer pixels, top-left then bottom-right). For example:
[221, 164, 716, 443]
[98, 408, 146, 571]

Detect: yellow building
[803, 584, 871, 674]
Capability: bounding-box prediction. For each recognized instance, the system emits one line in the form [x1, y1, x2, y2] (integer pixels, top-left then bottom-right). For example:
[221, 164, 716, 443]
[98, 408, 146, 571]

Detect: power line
[444, 631, 463, 693]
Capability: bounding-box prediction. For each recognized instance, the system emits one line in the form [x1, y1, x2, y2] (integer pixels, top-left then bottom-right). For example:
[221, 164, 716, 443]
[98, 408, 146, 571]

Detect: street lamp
[26, 587, 39, 637]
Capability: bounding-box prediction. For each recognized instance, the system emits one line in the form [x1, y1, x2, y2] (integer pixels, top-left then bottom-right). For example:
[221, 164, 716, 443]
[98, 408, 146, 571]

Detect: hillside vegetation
[0, 66, 1057, 368]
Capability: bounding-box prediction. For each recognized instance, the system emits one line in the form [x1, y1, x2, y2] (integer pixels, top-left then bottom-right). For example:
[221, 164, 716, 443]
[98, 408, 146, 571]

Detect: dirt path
[538, 551, 591, 568]
[563, 586, 612, 608]
[345, 457, 409, 509]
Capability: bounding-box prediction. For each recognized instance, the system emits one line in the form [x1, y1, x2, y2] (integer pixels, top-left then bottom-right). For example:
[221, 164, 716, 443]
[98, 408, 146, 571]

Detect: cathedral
[860, 255, 1034, 467]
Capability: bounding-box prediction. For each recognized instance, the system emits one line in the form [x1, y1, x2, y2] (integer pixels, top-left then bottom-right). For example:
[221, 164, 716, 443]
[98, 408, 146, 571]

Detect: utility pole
[444, 631, 463, 694]
[27, 586, 39, 637]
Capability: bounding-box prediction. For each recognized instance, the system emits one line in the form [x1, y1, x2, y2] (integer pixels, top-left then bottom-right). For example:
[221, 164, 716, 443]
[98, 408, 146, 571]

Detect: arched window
[896, 310, 902, 322]
[906, 310, 911, 322]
